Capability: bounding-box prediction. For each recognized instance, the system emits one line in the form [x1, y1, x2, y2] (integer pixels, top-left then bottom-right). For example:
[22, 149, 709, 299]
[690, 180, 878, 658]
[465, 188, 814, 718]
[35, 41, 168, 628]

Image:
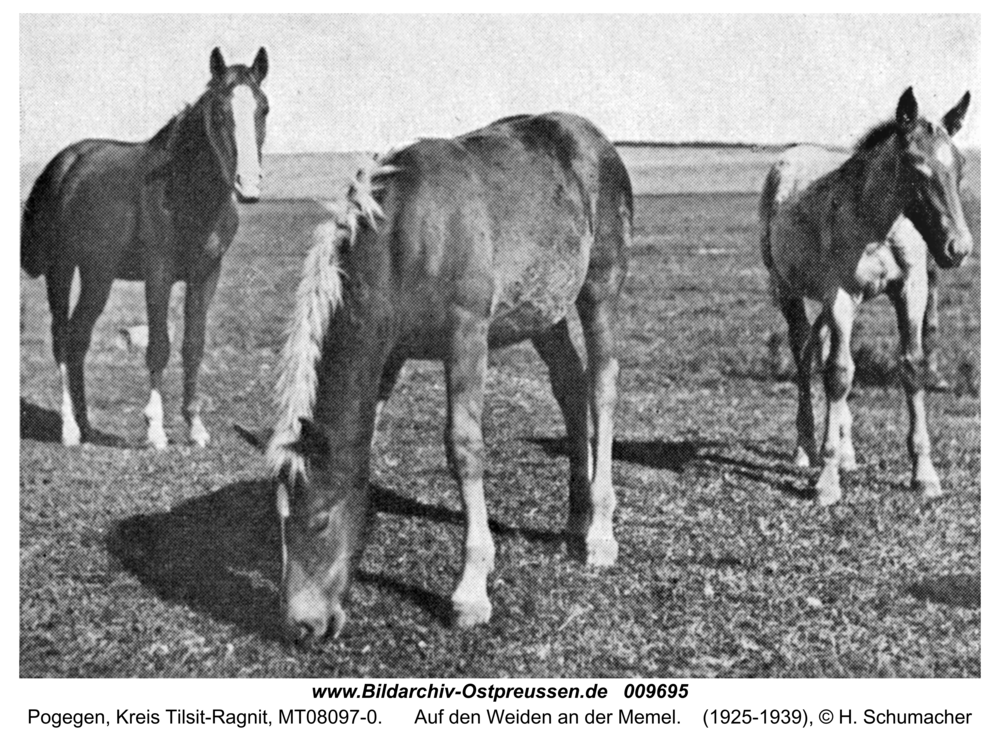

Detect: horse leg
[815, 312, 856, 469]
[577, 292, 620, 566]
[181, 260, 221, 447]
[374, 353, 405, 432]
[888, 277, 942, 497]
[46, 262, 78, 445]
[814, 290, 855, 505]
[779, 296, 817, 467]
[533, 320, 590, 555]
[839, 401, 858, 471]
[144, 262, 174, 449]
[922, 265, 948, 391]
[64, 266, 115, 445]
[444, 307, 494, 628]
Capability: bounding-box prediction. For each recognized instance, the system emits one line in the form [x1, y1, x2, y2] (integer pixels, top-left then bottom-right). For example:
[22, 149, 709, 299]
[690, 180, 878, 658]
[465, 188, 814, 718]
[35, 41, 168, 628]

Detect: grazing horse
[760, 88, 973, 505]
[21, 47, 269, 448]
[241, 113, 632, 639]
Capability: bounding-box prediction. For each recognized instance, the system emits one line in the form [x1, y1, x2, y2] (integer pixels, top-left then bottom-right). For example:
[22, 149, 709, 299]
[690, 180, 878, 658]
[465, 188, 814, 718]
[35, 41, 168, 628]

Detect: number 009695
[623, 684, 688, 699]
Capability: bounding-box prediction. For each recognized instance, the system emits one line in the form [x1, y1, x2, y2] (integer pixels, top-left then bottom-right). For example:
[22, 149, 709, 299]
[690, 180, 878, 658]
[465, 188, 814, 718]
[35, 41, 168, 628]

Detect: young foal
[249, 113, 632, 640]
[21, 48, 269, 448]
[760, 88, 973, 505]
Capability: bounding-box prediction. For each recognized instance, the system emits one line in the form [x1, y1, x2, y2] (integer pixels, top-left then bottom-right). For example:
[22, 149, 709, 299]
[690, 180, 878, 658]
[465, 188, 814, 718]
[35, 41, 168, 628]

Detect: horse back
[464, 113, 631, 315]
[374, 114, 630, 350]
[760, 145, 853, 296]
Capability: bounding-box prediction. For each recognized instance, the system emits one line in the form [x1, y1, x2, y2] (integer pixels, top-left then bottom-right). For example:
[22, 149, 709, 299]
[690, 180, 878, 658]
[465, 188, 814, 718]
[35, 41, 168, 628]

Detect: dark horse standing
[242, 113, 632, 639]
[21, 48, 269, 448]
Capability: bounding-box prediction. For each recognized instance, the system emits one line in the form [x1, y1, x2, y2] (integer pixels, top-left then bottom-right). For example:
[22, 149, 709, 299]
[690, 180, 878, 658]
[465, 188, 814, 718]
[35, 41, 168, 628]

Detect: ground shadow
[529, 436, 708, 473]
[107, 478, 286, 640]
[371, 485, 564, 546]
[530, 436, 810, 500]
[108, 479, 565, 638]
[20, 397, 128, 448]
[907, 574, 981, 609]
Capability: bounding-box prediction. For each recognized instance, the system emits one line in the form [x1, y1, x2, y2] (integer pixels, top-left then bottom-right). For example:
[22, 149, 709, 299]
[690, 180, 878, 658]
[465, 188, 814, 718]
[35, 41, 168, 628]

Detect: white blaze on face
[935, 141, 955, 169]
[231, 84, 262, 199]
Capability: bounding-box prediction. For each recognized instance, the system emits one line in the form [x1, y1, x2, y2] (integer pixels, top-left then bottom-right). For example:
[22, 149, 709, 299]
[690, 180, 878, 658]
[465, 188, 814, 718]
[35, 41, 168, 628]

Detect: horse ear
[233, 423, 272, 452]
[210, 47, 227, 80]
[251, 47, 269, 83]
[896, 87, 919, 133]
[943, 91, 971, 136]
[292, 418, 330, 462]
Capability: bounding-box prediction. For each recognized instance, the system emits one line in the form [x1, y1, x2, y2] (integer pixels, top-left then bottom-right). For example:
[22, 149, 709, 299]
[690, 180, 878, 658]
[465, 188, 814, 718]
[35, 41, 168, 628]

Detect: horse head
[204, 47, 269, 203]
[893, 88, 974, 269]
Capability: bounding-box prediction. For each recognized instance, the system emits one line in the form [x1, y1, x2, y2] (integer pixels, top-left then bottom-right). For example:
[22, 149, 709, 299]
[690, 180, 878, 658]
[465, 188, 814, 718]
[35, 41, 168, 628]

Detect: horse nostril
[290, 619, 325, 644]
[294, 623, 311, 643]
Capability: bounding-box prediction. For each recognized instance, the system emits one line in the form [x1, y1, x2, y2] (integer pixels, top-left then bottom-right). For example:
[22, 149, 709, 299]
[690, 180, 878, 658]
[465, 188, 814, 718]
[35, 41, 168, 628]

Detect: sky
[20, 14, 980, 161]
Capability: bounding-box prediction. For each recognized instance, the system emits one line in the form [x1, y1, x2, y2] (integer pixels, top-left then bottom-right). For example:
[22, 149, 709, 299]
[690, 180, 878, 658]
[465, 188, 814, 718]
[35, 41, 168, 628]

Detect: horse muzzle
[284, 571, 349, 642]
[936, 231, 973, 269]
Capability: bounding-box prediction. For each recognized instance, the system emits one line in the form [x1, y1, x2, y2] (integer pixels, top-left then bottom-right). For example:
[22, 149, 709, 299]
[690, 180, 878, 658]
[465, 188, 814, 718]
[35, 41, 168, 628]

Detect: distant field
[21, 144, 980, 201]
[20, 138, 980, 676]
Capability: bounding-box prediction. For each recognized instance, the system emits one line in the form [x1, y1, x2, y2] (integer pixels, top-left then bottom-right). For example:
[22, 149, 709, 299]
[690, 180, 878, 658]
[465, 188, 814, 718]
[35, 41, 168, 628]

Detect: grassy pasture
[20, 148, 979, 677]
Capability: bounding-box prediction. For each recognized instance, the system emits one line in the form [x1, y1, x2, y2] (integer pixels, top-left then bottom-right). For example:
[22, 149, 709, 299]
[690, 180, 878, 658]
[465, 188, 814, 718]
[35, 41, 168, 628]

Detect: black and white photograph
[18, 11, 980, 690]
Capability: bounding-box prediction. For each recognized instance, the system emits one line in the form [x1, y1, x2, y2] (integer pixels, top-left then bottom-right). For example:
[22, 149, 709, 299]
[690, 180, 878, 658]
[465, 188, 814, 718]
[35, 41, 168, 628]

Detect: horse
[759, 88, 973, 505]
[238, 112, 632, 640]
[21, 47, 269, 449]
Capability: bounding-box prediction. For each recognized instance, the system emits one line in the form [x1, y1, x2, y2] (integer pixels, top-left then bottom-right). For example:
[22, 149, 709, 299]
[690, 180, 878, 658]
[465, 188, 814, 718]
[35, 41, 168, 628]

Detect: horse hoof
[452, 599, 492, 628]
[839, 453, 858, 472]
[924, 372, 951, 393]
[188, 421, 211, 447]
[913, 477, 944, 499]
[793, 447, 813, 468]
[814, 487, 842, 506]
[146, 430, 169, 450]
[586, 537, 619, 567]
[813, 468, 842, 506]
[62, 425, 82, 447]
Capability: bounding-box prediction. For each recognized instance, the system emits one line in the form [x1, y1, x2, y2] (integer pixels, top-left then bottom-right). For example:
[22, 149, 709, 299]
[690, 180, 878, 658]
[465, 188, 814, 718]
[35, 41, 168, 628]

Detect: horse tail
[758, 164, 782, 273]
[21, 150, 77, 278]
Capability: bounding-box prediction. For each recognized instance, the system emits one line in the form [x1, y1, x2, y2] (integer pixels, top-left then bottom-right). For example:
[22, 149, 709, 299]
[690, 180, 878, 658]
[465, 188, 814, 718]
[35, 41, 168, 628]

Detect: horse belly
[488, 234, 590, 347]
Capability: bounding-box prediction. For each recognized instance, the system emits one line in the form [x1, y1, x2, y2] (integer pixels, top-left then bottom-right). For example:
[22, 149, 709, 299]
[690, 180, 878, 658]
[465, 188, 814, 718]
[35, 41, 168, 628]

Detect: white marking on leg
[188, 416, 210, 447]
[814, 291, 854, 505]
[815, 396, 846, 505]
[587, 359, 619, 566]
[145, 388, 168, 450]
[839, 402, 857, 471]
[59, 363, 81, 446]
[452, 478, 495, 627]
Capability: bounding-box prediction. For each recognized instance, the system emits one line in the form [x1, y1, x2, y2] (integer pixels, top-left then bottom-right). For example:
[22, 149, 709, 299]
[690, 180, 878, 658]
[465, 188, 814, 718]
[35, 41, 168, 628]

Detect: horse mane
[149, 105, 192, 151]
[855, 119, 900, 152]
[266, 157, 399, 478]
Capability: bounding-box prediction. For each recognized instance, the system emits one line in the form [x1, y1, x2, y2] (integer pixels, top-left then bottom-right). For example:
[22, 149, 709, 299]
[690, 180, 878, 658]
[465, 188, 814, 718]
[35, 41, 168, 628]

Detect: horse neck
[311, 300, 393, 488]
[163, 96, 230, 228]
[852, 139, 908, 239]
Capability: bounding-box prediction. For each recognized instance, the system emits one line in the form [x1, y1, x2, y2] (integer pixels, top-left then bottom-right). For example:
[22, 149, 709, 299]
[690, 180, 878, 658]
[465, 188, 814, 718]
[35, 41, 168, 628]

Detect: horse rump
[21, 149, 76, 277]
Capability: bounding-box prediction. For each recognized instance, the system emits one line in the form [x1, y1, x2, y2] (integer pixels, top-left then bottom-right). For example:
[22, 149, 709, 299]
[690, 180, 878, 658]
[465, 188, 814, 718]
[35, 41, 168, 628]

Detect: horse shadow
[20, 397, 128, 448]
[907, 573, 980, 609]
[107, 479, 566, 637]
[529, 436, 811, 500]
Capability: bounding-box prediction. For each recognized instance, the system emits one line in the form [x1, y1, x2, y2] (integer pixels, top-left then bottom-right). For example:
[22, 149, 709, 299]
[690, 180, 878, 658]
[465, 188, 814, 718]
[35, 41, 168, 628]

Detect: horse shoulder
[215, 198, 240, 245]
